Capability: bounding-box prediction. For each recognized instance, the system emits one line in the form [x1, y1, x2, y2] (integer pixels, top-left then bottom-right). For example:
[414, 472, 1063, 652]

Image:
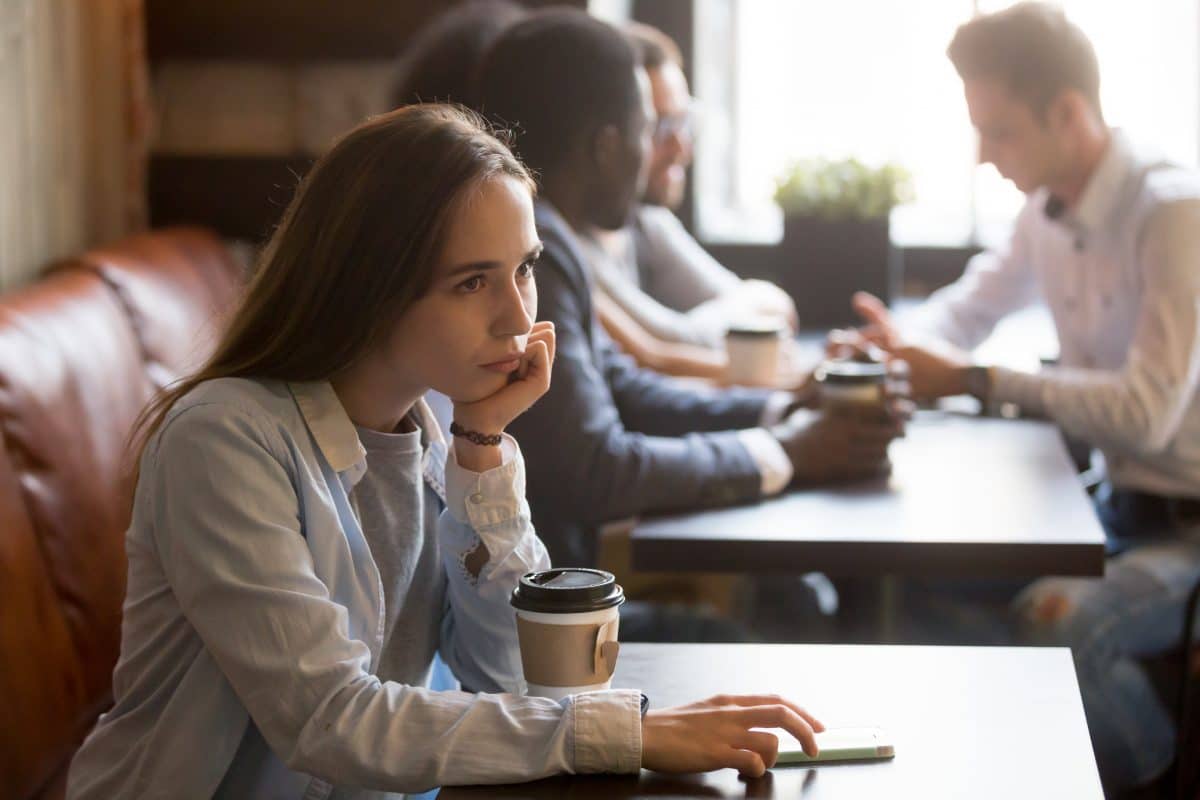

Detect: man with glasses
[576, 23, 798, 355]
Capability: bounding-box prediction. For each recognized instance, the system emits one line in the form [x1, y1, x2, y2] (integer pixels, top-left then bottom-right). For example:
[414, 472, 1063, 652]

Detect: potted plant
[772, 158, 913, 327]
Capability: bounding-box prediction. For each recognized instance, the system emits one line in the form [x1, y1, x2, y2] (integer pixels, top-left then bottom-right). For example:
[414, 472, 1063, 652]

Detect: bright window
[693, 0, 1200, 247]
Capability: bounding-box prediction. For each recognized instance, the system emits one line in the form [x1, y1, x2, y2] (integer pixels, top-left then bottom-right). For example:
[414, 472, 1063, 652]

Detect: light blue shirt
[66, 378, 641, 799]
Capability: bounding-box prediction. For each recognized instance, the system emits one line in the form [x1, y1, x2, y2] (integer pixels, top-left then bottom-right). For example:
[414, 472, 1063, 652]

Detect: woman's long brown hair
[130, 104, 533, 463]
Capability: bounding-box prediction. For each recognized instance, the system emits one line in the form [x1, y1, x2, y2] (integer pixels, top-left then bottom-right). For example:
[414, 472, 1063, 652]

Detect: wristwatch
[964, 365, 993, 402]
[640, 692, 650, 718]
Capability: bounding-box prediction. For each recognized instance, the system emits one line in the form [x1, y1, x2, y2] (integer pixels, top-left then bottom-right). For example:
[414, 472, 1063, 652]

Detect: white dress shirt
[911, 130, 1200, 498]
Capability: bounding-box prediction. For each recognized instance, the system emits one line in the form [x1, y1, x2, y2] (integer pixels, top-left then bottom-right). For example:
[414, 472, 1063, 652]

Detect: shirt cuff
[759, 390, 795, 427]
[570, 689, 643, 774]
[444, 434, 527, 529]
[737, 427, 794, 495]
[991, 366, 1048, 416]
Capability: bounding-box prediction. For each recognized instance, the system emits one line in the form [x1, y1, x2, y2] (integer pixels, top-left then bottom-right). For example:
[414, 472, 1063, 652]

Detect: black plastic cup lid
[510, 568, 625, 614]
[817, 359, 888, 385]
[726, 321, 785, 338]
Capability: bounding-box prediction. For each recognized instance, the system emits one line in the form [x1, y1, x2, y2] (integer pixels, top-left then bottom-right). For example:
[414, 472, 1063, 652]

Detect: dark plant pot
[775, 214, 901, 329]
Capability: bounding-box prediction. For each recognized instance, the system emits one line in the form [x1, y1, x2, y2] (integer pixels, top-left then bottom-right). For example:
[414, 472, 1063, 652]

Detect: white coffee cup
[725, 322, 785, 386]
[510, 569, 625, 700]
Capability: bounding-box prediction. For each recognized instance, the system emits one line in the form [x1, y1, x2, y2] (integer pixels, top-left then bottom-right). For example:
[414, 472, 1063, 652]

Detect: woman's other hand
[641, 694, 824, 778]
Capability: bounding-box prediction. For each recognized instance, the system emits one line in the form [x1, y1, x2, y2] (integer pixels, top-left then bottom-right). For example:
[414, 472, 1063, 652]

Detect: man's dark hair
[389, 0, 528, 109]
[947, 2, 1102, 121]
[474, 9, 642, 177]
[625, 21, 683, 71]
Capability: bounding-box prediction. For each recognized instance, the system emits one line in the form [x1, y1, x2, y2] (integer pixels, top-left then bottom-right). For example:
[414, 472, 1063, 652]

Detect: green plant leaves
[773, 157, 914, 220]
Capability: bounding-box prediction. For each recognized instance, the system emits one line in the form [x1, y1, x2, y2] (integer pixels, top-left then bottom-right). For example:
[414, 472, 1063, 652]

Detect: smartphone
[773, 726, 895, 765]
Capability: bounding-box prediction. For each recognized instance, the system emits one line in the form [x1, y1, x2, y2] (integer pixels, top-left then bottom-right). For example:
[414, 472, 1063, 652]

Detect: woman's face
[385, 174, 541, 404]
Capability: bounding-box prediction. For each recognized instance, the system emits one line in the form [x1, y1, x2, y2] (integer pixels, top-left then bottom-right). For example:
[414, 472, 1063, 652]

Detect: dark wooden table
[631, 412, 1106, 578]
[440, 642, 1103, 799]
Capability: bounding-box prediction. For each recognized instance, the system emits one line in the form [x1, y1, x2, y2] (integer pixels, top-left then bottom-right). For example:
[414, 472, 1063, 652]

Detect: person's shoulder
[154, 378, 297, 458]
[533, 200, 574, 249]
[533, 200, 588, 281]
[1120, 135, 1200, 208]
[172, 377, 293, 419]
[635, 203, 689, 239]
[1140, 164, 1200, 209]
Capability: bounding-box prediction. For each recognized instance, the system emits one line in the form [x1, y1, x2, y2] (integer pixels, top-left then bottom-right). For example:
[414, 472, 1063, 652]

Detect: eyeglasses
[652, 102, 699, 144]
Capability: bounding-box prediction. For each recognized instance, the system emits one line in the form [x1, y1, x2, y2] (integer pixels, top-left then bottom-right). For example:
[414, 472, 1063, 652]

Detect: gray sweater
[350, 420, 445, 688]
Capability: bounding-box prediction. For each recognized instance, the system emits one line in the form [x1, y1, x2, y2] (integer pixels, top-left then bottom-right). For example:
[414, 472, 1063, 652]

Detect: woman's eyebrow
[445, 244, 543, 278]
[446, 260, 503, 278]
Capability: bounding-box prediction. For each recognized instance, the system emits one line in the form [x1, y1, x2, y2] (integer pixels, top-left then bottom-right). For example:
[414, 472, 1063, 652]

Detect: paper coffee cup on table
[510, 568, 625, 700]
[816, 359, 888, 411]
[725, 321, 785, 386]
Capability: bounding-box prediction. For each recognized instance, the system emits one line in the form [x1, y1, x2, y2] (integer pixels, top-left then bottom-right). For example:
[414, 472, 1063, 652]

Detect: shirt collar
[288, 381, 446, 490]
[1059, 128, 1135, 237]
[289, 381, 367, 478]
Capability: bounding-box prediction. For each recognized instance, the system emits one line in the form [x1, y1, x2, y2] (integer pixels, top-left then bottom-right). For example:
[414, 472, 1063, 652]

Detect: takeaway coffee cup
[816, 359, 888, 412]
[725, 321, 786, 386]
[510, 568, 625, 700]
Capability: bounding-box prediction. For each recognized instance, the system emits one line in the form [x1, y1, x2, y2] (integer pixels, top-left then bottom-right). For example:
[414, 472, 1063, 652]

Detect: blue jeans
[900, 483, 1200, 794]
[1016, 484, 1200, 793]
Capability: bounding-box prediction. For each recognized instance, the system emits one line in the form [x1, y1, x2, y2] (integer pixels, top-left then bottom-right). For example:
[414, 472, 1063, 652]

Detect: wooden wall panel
[148, 0, 585, 61]
[146, 0, 586, 240]
[149, 156, 314, 242]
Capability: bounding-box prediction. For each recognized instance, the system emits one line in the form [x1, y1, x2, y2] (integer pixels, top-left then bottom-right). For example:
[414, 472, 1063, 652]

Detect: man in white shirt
[847, 4, 1200, 794]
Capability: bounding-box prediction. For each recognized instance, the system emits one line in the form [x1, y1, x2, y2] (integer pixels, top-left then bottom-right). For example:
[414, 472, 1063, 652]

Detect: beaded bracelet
[449, 421, 503, 447]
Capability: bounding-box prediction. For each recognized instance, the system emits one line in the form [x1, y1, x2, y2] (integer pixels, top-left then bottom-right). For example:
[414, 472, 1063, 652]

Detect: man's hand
[851, 291, 901, 349]
[829, 293, 974, 402]
[771, 405, 906, 484]
[825, 292, 901, 362]
[890, 341, 971, 400]
[743, 279, 800, 333]
[642, 694, 824, 778]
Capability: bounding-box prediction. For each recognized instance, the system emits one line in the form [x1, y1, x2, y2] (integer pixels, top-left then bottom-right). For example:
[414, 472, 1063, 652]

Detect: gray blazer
[506, 201, 768, 567]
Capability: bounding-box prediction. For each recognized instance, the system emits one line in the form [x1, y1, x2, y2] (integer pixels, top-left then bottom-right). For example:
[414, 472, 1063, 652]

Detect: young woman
[66, 105, 822, 799]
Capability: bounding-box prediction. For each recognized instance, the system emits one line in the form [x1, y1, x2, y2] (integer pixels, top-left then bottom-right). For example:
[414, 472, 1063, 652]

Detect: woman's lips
[480, 357, 522, 374]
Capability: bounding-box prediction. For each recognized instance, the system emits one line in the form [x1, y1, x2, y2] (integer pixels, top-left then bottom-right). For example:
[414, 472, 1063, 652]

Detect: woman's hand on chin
[451, 321, 555, 468]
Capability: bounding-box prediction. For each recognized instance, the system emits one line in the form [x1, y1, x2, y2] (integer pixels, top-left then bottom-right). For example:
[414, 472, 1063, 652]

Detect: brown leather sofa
[0, 227, 243, 799]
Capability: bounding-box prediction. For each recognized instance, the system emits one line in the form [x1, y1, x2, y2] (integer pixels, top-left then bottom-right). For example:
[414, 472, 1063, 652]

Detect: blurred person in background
[389, 0, 528, 110]
[577, 22, 806, 387]
[841, 4, 1200, 794]
[475, 9, 908, 642]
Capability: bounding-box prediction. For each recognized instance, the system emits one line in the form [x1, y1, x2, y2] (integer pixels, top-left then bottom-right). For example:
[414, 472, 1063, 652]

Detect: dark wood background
[145, 0, 586, 242]
[145, 0, 976, 287]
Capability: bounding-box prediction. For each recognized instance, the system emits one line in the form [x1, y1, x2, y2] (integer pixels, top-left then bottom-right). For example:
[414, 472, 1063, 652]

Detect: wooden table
[632, 413, 1106, 579]
[440, 642, 1103, 799]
